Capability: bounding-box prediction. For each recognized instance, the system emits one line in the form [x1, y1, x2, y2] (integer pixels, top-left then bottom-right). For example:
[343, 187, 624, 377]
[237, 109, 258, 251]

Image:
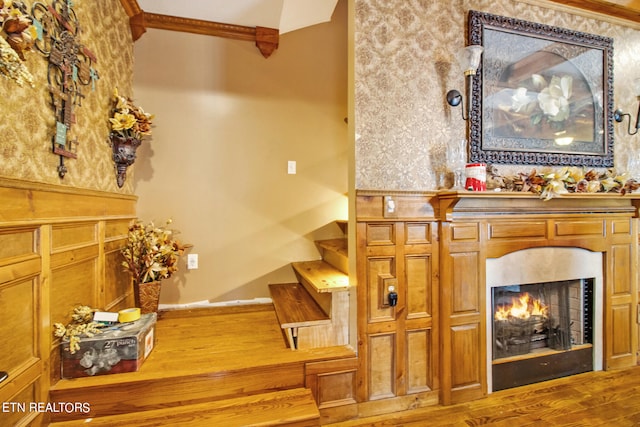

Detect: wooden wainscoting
[355, 190, 640, 417]
[355, 191, 441, 416]
[0, 178, 136, 427]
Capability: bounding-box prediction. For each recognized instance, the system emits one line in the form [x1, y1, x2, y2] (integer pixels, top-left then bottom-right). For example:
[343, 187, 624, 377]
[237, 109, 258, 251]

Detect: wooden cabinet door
[356, 221, 438, 402]
[439, 221, 486, 405]
[606, 218, 638, 368]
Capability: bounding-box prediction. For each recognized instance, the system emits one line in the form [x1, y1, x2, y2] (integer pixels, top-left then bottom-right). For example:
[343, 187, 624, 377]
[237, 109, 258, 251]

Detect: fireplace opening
[491, 278, 594, 391]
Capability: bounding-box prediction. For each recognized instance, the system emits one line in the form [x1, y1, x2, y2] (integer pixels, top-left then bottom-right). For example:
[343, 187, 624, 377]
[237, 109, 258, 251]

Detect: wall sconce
[614, 78, 640, 135]
[446, 45, 484, 120]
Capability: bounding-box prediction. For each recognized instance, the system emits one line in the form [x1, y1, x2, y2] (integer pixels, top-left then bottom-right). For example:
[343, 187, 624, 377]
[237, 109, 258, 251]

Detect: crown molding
[118, 0, 278, 57]
[541, 0, 640, 25]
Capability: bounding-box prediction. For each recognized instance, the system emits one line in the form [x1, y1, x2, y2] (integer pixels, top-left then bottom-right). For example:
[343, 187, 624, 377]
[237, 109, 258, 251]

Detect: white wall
[132, 1, 348, 304]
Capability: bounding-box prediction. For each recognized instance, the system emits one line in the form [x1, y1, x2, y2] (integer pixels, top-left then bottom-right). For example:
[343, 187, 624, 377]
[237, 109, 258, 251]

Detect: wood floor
[48, 305, 640, 426]
[327, 366, 640, 426]
[48, 304, 354, 425]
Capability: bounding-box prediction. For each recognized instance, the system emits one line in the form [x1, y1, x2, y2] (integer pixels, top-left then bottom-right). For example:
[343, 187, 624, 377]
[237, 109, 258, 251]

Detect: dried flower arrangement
[53, 305, 102, 354]
[121, 219, 185, 286]
[486, 166, 640, 201]
[0, 0, 36, 86]
[109, 88, 154, 141]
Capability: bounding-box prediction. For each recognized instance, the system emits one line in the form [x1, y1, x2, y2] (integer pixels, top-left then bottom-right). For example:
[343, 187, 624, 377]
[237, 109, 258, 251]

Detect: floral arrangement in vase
[109, 88, 154, 141]
[121, 219, 185, 312]
[108, 88, 154, 187]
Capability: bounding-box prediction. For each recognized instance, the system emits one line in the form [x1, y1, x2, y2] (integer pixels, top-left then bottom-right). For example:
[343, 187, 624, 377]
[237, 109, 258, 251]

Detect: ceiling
[135, 0, 339, 34]
[120, 0, 339, 57]
[129, 0, 640, 29]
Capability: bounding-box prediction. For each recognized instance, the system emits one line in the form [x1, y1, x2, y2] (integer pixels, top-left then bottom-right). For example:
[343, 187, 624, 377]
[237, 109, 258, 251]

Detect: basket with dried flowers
[121, 219, 185, 313]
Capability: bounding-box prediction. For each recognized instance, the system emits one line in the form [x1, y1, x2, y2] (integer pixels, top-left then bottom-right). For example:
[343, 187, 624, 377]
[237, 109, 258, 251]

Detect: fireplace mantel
[356, 190, 639, 411]
[435, 191, 640, 221]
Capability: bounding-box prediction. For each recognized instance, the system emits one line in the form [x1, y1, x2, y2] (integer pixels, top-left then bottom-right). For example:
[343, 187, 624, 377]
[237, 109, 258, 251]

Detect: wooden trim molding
[119, 0, 142, 17]
[118, 0, 279, 57]
[142, 13, 256, 40]
[142, 13, 279, 58]
[549, 0, 640, 23]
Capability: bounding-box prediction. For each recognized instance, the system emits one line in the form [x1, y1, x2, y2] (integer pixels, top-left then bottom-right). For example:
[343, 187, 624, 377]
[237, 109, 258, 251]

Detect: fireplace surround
[357, 191, 639, 412]
[438, 192, 638, 405]
[486, 247, 603, 391]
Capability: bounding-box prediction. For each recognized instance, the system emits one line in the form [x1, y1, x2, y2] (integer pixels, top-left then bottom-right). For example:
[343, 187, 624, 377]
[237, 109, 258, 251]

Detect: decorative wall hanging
[108, 88, 154, 187]
[30, 0, 99, 178]
[467, 11, 614, 167]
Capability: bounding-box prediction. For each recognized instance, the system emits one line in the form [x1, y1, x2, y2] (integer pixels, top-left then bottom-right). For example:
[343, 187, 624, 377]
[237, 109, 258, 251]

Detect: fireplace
[486, 247, 603, 392]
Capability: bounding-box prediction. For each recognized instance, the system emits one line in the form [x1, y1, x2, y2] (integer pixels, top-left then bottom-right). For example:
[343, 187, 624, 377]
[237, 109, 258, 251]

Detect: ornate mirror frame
[468, 10, 614, 167]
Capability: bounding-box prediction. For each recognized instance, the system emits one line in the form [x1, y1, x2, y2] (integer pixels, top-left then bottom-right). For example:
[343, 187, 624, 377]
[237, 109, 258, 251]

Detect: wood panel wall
[0, 178, 136, 426]
[356, 192, 440, 415]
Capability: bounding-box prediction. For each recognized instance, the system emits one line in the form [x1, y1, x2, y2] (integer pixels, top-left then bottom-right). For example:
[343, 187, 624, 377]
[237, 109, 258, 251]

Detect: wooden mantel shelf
[435, 190, 640, 221]
[356, 189, 640, 222]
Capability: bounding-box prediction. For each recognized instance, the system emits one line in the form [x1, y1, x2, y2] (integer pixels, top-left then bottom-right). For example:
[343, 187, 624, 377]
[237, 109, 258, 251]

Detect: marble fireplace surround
[486, 247, 604, 392]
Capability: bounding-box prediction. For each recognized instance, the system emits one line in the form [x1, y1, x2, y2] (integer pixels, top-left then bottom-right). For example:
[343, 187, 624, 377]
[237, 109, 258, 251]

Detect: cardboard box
[61, 313, 156, 378]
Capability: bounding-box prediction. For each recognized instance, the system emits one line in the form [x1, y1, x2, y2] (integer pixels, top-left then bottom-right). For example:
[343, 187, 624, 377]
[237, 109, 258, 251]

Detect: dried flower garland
[0, 0, 35, 86]
[0, 33, 31, 85]
[53, 305, 102, 354]
[486, 166, 640, 201]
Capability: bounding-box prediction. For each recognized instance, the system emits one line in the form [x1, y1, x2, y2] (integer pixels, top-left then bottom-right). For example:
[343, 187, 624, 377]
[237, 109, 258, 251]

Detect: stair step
[292, 260, 349, 293]
[335, 219, 348, 235]
[49, 388, 320, 427]
[48, 308, 332, 422]
[316, 238, 348, 274]
[269, 283, 331, 328]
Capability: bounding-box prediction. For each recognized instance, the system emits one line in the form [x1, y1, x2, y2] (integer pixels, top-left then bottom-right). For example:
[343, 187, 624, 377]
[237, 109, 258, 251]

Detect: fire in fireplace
[491, 279, 594, 391]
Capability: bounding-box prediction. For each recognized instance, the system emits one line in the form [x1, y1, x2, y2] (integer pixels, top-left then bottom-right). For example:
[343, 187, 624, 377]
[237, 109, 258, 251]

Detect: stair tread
[269, 283, 331, 328]
[292, 260, 349, 293]
[50, 388, 320, 427]
[316, 238, 348, 256]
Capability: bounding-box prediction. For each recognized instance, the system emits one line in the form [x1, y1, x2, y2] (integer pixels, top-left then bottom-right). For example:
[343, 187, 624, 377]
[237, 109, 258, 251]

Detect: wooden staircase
[269, 221, 350, 350]
[47, 221, 355, 426]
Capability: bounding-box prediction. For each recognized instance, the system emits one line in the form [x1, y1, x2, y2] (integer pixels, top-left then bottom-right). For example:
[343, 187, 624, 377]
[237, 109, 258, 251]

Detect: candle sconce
[614, 78, 640, 135]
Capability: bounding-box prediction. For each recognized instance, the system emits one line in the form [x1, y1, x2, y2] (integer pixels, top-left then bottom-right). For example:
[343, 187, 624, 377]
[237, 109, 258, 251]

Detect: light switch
[288, 160, 296, 174]
[187, 254, 198, 269]
[383, 195, 397, 218]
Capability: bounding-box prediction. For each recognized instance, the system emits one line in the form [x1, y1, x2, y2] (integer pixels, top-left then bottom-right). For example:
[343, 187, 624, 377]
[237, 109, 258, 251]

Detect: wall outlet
[187, 253, 198, 269]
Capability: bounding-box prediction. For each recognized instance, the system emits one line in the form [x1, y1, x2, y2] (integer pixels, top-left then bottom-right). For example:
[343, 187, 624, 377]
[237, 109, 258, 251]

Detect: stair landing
[48, 305, 354, 423]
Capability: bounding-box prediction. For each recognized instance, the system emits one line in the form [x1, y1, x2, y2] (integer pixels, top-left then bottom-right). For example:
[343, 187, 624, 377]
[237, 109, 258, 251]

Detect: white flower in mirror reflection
[531, 74, 547, 90]
[510, 87, 535, 113]
[537, 75, 573, 122]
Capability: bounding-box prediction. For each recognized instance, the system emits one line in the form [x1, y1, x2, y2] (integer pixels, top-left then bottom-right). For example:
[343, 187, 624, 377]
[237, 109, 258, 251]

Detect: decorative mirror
[468, 10, 614, 167]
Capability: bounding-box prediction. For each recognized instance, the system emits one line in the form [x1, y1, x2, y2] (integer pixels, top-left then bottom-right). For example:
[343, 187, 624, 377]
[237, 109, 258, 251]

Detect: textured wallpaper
[0, 0, 135, 193]
[354, 0, 640, 190]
